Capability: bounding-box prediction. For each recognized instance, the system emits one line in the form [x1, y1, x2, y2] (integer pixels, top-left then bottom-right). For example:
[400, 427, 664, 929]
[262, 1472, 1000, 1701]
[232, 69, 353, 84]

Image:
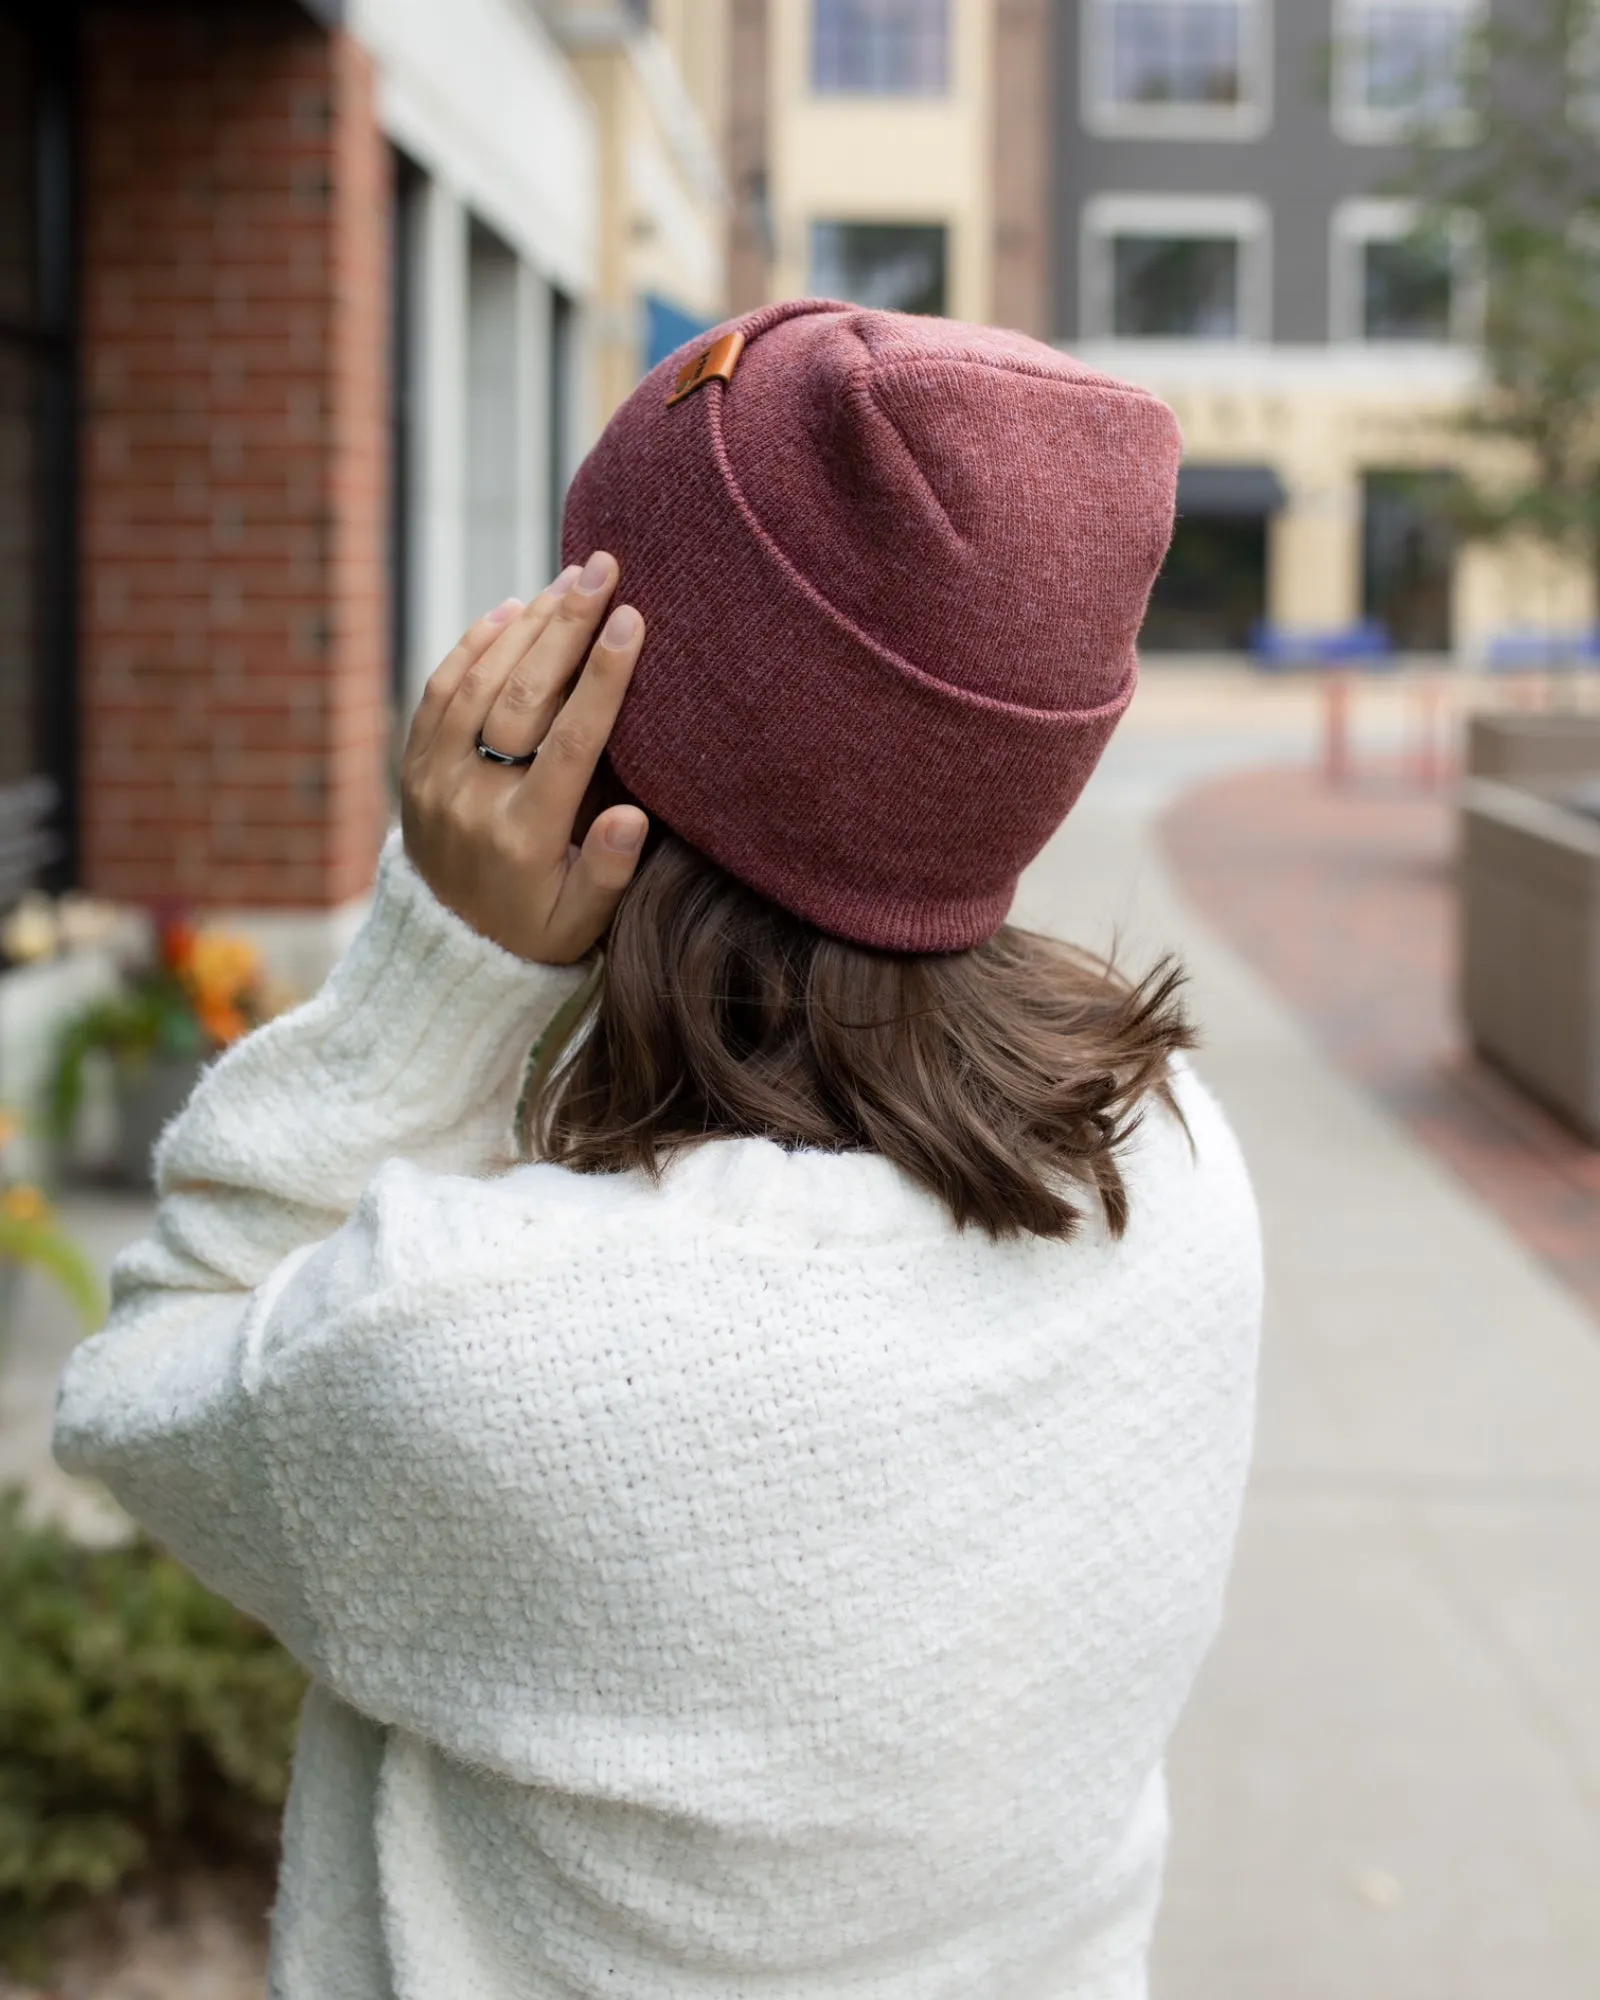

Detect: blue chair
[1249, 619, 1395, 672]
[1484, 630, 1598, 674]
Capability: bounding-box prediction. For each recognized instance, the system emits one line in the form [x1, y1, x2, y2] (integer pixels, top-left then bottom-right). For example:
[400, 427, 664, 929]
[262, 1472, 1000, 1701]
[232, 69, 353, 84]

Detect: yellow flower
[1, 893, 57, 964]
[186, 933, 262, 1001]
[0, 1108, 18, 1151]
[2, 1183, 52, 1225]
[174, 931, 264, 1045]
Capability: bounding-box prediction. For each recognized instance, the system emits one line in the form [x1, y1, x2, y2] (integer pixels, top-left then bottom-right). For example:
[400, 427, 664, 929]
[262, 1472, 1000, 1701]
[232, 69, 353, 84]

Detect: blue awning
[644, 295, 716, 374]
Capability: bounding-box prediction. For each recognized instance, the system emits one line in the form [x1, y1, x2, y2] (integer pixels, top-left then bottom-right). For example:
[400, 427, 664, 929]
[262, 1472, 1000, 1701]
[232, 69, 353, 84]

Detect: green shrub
[0, 1487, 306, 1976]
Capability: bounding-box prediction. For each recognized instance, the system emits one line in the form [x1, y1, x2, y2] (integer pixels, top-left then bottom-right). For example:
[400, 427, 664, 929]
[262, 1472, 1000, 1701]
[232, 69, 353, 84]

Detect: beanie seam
[860, 352, 1175, 409]
[855, 378, 967, 559]
[705, 393, 1138, 728]
[731, 298, 1171, 413]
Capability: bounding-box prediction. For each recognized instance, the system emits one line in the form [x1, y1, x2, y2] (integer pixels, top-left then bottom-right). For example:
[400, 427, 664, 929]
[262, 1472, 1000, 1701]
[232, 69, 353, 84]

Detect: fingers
[450, 551, 619, 766]
[402, 593, 529, 766]
[511, 601, 645, 838]
[403, 558, 597, 770]
[546, 805, 650, 958]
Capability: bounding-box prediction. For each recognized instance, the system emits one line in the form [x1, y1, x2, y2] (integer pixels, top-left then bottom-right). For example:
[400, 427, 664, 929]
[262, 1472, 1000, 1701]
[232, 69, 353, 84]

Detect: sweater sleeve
[52, 826, 589, 1659]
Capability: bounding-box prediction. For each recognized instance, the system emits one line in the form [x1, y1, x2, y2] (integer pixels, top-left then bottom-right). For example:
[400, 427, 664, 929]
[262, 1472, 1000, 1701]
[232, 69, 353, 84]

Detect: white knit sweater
[54, 829, 1262, 2000]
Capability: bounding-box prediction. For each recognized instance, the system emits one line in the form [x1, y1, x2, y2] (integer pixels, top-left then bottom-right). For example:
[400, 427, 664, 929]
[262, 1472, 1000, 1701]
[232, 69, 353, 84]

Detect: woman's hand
[399, 551, 649, 965]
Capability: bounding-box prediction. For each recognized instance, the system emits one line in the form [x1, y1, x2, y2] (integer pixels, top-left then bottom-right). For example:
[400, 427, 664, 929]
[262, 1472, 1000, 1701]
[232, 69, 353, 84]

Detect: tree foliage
[1405, 0, 1600, 569]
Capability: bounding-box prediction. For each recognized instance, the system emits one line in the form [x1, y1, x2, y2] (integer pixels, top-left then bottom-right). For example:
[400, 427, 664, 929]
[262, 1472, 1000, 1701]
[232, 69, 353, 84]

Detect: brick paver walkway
[1162, 763, 1600, 1326]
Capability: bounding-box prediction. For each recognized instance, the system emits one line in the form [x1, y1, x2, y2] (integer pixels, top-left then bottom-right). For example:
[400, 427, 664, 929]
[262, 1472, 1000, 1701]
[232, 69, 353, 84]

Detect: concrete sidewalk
[1014, 686, 1600, 2000]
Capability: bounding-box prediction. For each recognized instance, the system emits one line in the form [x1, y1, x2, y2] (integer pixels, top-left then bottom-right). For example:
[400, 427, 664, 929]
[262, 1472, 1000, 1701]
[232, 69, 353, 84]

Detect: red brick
[80, 3, 391, 912]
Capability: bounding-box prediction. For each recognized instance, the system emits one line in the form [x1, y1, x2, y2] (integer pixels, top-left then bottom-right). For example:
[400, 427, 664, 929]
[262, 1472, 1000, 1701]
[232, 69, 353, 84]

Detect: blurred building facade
[0, 0, 725, 985]
[728, 0, 1591, 660]
[1055, 0, 1585, 658]
[726, 0, 1042, 331]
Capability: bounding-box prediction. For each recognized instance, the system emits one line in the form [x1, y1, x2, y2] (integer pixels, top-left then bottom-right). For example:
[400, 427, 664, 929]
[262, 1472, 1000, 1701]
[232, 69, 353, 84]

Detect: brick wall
[80, 1, 392, 911]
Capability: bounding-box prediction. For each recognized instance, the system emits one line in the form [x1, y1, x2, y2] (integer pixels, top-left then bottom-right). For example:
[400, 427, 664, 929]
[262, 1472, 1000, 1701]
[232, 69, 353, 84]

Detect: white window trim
[1081, 0, 1272, 141]
[1331, 0, 1485, 147]
[1330, 197, 1483, 345]
[1081, 194, 1272, 343]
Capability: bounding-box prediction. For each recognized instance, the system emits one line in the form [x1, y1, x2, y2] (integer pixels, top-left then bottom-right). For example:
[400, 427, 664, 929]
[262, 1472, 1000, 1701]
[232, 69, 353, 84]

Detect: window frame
[809, 0, 951, 99]
[1081, 0, 1272, 141]
[1331, 0, 1484, 147]
[1329, 197, 1482, 345]
[1080, 193, 1272, 343]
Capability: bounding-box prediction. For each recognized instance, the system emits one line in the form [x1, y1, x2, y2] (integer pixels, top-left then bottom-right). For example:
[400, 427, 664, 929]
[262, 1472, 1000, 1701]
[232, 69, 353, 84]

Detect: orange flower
[2, 1183, 51, 1225]
[195, 996, 250, 1046]
[174, 931, 263, 1045]
[187, 932, 262, 1002]
[0, 1108, 19, 1151]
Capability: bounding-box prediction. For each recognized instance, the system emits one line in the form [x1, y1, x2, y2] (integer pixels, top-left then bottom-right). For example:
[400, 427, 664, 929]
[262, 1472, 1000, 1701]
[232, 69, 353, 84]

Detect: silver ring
[475, 731, 537, 768]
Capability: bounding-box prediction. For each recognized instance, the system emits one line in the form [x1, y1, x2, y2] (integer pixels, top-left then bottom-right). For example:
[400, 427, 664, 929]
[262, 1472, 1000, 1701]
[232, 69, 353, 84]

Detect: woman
[55, 302, 1262, 1998]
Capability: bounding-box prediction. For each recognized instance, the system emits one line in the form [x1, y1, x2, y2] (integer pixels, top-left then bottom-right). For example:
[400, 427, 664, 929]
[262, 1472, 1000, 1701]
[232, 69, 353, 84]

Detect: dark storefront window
[1142, 517, 1268, 651]
[810, 221, 947, 315]
[1141, 463, 1282, 652]
[1363, 470, 1457, 652]
[0, 6, 75, 914]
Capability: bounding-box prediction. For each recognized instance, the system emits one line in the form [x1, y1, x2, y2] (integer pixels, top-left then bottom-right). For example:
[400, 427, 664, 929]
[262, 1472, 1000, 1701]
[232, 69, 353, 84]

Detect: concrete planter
[1459, 777, 1600, 1141]
[0, 947, 122, 1182]
[113, 1053, 205, 1189]
[1465, 712, 1600, 786]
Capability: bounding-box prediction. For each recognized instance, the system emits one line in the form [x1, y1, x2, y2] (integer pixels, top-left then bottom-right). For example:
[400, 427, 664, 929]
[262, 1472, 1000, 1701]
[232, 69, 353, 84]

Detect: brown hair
[520, 832, 1195, 1242]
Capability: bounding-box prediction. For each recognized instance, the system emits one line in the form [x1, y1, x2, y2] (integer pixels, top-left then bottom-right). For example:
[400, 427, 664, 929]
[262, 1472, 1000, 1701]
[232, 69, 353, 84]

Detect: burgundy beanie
[561, 299, 1181, 952]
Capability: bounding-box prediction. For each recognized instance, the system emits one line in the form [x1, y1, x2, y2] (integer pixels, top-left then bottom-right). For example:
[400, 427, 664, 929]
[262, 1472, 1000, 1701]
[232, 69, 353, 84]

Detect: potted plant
[0, 1107, 105, 1352]
[44, 917, 273, 1188]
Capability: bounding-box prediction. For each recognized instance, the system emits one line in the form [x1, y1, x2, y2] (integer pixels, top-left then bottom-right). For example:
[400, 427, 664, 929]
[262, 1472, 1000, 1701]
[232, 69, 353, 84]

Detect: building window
[1082, 196, 1269, 341]
[1362, 470, 1458, 651]
[812, 0, 949, 96]
[1143, 465, 1284, 652]
[465, 220, 521, 627]
[1362, 238, 1452, 339]
[389, 151, 423, 724]
[1331, 200, 1476, 342]
[548, 287, 578, 581]
[1114, 237, 1239, 337]
[1333, 0, 1481, 143]
[810, 220, 947, 314]
[0, 10, 75, 909]
[1083, 0, 1270, 138]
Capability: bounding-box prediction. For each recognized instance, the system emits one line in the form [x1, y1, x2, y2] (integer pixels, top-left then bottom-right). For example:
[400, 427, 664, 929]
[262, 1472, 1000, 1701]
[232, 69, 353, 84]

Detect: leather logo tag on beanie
[666, 330, 747, 407]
